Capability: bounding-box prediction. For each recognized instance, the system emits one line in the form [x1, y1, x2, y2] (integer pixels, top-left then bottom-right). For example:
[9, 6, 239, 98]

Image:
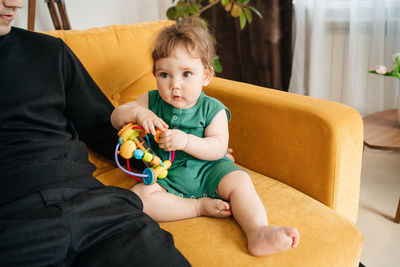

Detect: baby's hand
[138, 109, 169, 135]
[226, 148, 235, 162]
[158, 129, 188, 151]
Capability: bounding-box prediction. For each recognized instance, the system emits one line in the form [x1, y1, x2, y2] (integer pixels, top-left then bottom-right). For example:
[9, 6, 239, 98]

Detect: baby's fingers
[142, 121, 156, 135]
[158, 132, 170, 144]
[142, 119, 162, 135]
[154, 119, 169, 132]
[157, 131, 172, 149]
[159, 144, 173, 152]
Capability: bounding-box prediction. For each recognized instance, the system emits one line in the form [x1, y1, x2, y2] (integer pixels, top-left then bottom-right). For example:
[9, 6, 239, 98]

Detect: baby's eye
[183, 71, 192, 78]
[158, 72, 169, 78]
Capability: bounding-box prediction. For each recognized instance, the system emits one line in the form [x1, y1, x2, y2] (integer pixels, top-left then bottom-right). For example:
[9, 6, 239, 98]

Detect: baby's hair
[152, 16, 215, 74]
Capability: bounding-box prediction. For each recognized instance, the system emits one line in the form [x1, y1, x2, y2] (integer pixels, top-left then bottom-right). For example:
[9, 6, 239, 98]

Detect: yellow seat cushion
[95, 164, 363, 267]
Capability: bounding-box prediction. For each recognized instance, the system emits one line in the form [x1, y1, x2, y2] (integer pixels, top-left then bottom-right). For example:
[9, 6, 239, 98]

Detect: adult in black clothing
[0, 1, 190, 266]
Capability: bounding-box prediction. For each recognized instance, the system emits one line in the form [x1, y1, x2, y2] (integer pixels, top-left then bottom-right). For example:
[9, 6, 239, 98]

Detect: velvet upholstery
[45, 20, 364, 266]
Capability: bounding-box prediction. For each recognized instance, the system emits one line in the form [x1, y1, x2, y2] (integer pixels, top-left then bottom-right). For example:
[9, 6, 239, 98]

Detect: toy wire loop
[115, 123, 175, 185]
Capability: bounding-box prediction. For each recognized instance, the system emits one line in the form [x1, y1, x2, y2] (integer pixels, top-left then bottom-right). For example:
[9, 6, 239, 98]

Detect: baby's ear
[202, 66, 214, 86]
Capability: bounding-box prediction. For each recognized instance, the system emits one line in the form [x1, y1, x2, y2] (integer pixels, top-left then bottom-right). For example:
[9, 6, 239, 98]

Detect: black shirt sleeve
[62, 41, 118, 160]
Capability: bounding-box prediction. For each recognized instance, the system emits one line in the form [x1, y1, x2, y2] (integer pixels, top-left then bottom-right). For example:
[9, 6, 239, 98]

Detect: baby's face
[154, 44, 212, 109]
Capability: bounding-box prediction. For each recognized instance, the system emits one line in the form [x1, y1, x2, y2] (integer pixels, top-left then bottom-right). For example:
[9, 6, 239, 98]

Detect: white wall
[12, 0, 171, 31]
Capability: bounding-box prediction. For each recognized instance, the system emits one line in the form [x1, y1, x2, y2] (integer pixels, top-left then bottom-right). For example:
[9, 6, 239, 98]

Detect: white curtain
[290, 0, 400, 116]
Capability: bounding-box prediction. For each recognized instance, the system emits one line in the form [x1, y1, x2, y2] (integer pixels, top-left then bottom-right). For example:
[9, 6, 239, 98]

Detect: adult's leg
[0, 192, 72, 266]
[57, 186, 190, 266]
[73, 218, 187, 267]
[0, 186, 190, 266]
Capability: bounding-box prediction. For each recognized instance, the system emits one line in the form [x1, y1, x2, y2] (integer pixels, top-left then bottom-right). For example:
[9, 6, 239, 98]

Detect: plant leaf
[214, 55, 223, 73]
[394, 56, 400, 79]
[221, 0, 230, 6]
[176, 5, 185, 16]
[225, 2, 232, 12]
[166, 7, 177, 19]
[231, 4, 240, 17]
[183, 8, 190, 17]
[239, 9, 246, 29]
[249, 6, 263, 19]
[188, 3, 200, 15]
[244, 7, 252, 23]
[368, 70, 396, 77]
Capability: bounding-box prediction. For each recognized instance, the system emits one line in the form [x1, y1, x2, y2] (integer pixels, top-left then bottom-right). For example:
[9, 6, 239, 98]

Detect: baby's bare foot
[247, 225, 300, 256]
[196, 198, 232, 218]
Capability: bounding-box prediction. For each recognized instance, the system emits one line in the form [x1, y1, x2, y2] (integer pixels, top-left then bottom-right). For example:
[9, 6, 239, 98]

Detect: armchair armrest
[204, 77, 364, 223]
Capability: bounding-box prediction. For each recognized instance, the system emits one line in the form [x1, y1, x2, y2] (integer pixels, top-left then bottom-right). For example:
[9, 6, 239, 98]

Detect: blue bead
[133, 149, 144, 159]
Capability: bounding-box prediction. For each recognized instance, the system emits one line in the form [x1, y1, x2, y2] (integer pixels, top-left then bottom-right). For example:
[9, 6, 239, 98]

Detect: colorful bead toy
[114, 123, 175, 185]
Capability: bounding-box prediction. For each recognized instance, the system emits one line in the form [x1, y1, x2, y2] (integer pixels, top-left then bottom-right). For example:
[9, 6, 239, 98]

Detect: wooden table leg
[395, 197, 400, 224]
[28, 0, 36, 31]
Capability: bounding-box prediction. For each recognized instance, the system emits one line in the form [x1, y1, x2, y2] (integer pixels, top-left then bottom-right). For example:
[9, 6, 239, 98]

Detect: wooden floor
[357, 147, 400, 267]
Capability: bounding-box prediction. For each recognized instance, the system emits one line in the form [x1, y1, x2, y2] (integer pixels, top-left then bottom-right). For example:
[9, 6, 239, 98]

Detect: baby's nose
[170, 77, 181, 89]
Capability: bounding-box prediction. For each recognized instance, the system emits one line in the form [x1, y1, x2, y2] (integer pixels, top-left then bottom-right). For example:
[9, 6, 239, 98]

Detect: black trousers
[0, 186, 190, 267]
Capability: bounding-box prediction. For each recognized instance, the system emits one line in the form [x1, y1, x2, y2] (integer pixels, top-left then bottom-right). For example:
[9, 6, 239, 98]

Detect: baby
[111, 17, 299, 256]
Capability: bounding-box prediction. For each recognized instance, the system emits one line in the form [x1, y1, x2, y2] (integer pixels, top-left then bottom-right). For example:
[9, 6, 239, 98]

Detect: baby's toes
[284, 227, 300, 247]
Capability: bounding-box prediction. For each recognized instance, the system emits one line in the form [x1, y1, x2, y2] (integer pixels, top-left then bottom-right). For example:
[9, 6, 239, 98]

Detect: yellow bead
[158, 170, 168, 179]
[143, 152, 153, 162]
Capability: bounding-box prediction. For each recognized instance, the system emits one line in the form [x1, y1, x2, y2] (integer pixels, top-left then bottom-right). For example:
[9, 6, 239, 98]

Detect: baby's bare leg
[217, 171, 300, 256]
[131, 183, 231, 222]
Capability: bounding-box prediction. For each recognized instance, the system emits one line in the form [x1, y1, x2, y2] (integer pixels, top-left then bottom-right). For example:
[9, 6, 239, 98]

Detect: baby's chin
[167, 99, 195, 109]
[171, 103, 188, 109]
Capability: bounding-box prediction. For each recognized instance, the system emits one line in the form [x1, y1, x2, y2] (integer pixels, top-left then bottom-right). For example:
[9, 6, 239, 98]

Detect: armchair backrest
[45, 20, 174, 106]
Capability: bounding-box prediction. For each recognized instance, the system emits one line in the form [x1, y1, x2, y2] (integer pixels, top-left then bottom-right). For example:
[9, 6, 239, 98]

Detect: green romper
[148, 90, 243, 199]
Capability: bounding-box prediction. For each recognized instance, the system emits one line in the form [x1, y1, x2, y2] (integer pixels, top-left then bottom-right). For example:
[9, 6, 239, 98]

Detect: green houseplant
[369, 52, 400, 79]
[369, 52, 400, 122]
[166, 0, 262, 73]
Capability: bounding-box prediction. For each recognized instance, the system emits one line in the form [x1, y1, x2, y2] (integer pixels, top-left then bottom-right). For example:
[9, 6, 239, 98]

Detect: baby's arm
[158, 109, 229, 161]
[110, 93, 168, 134]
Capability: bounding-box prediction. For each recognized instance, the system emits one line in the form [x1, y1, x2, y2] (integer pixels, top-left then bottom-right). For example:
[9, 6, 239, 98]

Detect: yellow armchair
[46, 21, 364, 266]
